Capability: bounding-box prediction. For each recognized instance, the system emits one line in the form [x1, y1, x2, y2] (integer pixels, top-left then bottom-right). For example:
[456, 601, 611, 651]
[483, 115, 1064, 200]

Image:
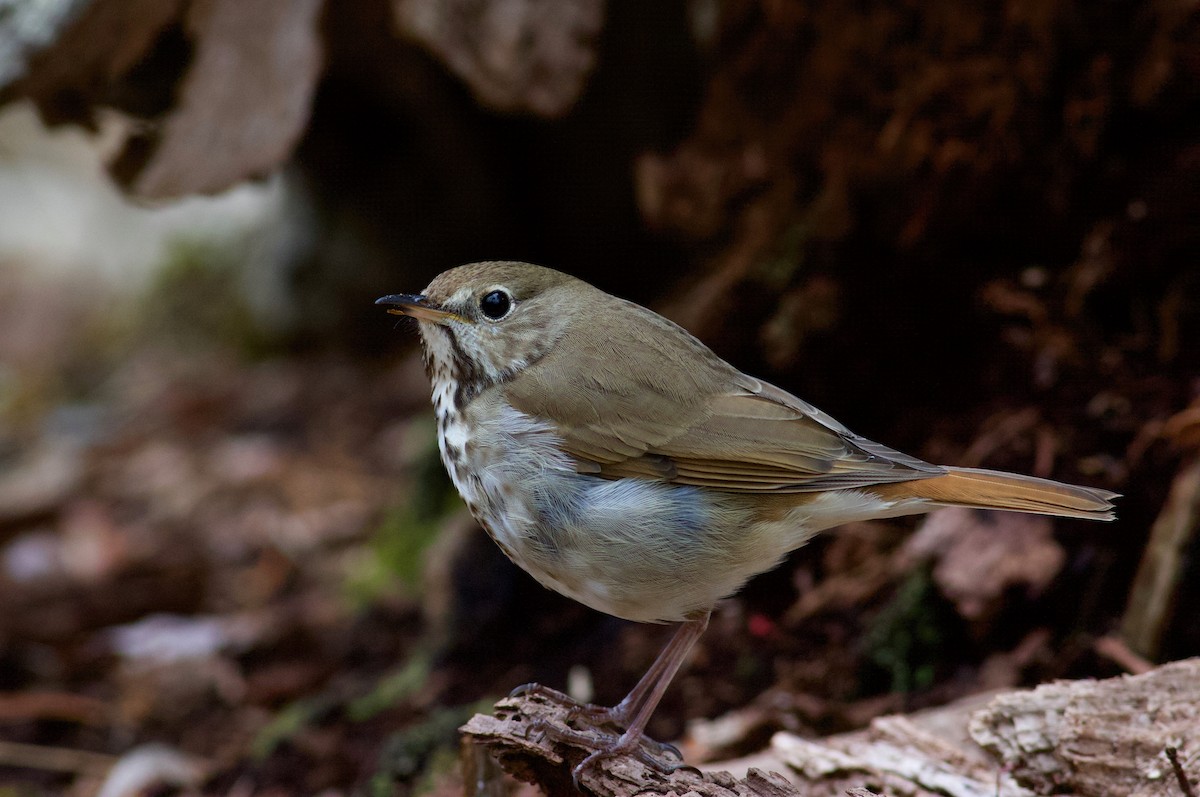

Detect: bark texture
[463, 658, 1200, 797]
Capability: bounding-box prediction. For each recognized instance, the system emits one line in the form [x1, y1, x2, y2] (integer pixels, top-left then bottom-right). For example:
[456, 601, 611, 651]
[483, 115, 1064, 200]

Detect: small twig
[1121, 458, 1200, 659]
[1166, 747, 1195, 797]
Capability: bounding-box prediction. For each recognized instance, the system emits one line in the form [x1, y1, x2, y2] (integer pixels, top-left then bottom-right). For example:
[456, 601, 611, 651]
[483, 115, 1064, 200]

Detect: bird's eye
[479, 289, 512, 320]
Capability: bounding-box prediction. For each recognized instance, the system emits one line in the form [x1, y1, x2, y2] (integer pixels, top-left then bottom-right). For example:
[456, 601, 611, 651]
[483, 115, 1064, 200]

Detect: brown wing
[641, 379, 944, 491]
[502, 298, 942, 493]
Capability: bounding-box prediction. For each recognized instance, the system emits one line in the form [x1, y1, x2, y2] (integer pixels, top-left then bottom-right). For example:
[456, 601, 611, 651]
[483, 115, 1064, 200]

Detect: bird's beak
[375, 294, 461, 323]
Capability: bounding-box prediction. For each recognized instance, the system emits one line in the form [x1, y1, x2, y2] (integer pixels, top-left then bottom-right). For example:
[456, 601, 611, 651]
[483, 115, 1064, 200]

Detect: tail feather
[875, 466, 1118, 521]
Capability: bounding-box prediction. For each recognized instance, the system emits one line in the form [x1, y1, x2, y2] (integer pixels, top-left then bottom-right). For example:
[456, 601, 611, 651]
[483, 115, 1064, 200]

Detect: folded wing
[503, 306, 943, 493]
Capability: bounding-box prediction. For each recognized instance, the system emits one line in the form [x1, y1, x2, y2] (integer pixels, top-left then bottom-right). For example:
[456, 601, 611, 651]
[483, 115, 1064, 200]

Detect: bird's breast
[431, 385, 573, 571]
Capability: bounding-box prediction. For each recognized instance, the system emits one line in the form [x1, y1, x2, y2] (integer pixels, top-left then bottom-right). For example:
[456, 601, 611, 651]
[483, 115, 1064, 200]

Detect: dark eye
[479, 289, 512, 320]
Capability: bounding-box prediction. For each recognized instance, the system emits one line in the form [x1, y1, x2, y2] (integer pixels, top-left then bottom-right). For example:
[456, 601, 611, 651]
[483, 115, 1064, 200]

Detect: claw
[522, 719, 549, 745]
[508, 682, 538, 698]
[649, 738, 683, 760]
[526, 715, 683, 787]
[570, 729, 684, 785]
[509, 682, 582, 707]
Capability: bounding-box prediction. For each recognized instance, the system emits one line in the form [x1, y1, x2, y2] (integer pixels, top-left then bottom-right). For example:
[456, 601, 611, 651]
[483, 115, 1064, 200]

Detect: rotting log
[462, 657, 1199, 797]
[460, 692, 807, 797]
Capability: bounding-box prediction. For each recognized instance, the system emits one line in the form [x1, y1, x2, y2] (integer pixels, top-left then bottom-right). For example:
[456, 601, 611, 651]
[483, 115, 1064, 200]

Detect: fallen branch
[970, 657, 1200, 796]
[459, 693, 804, 797]
[462, 657, 1200, 797]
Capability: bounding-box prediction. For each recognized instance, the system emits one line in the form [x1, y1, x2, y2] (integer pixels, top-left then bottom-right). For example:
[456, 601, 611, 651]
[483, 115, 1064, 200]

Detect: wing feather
[502, 298, 942, 493]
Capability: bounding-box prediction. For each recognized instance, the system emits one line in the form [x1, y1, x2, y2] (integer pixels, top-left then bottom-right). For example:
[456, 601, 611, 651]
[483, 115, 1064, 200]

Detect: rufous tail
[874, 467, 1118, 521]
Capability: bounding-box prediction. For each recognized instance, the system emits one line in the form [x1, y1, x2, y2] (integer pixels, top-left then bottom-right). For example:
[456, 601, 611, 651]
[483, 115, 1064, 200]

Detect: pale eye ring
[479, 289, 513, 320]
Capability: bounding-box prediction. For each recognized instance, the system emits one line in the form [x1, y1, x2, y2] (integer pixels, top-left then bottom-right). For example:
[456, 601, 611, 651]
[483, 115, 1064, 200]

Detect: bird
[376, 261, 1117, 777]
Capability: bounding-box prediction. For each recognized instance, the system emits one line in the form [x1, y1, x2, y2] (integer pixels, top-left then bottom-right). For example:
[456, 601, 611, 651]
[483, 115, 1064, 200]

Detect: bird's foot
[524, 719, 687, 786]
[510, 683, 627, 729]
[509, 683, 683, 760]
[570, 728, 693, 785]
[509, 682, 580, 707]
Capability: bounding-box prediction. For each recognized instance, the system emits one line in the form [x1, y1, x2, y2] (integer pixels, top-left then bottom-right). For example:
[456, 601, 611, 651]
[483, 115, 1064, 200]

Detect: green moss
[250, 695, 335, 759]
[347, 652, 433, 722]
[409, 744, 461, 796]
[0, 787, 42, 797]
[861, 568, 952, 694]
[366, 700, 494, 796]
[0, 234, 277, 431]
[0, 786, 41, 797]
[756, 221, 812, 287]
[134, 237, 278, 358]
[343, 436, 459, 607]
[0, 288, 127, 431]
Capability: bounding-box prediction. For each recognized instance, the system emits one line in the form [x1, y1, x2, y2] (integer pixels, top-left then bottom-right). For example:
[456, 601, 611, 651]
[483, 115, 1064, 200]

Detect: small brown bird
[378, 261, 1116, 775]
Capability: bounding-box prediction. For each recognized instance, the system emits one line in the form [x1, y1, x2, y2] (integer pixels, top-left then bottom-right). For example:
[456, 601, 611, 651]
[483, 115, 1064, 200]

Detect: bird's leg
[571, 612, 709, 776]
[515, 612, 710, 725]
[522, 612, 711, 779]
[570, 618, 699, 730]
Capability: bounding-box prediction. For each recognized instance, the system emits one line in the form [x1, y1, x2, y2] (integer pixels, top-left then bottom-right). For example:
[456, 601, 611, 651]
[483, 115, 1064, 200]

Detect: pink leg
[572, 612, 709, 776]
[512, 613, 709, 727]
[590, 612, 710, 729]
[518, 612, 711, 779]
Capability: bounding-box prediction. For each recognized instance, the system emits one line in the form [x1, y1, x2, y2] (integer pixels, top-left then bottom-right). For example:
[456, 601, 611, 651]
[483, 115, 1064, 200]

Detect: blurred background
[0, 0, 1197, 794]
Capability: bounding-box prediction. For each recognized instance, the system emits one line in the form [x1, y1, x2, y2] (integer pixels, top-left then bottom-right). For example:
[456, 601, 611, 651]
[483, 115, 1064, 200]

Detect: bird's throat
[421, 324, 493, 415]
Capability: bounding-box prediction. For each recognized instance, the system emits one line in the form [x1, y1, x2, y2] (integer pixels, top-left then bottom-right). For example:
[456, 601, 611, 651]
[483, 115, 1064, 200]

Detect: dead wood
[464, 658, 1200, 797]
[116, 0, 324, 198]
[459, 692, 806, 797]
[970, 657, 1200, 796]
[393, 0, 603, 117]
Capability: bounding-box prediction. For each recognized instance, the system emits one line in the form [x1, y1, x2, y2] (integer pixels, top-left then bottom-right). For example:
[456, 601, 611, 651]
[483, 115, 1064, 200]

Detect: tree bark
[462, 657, 1200, 797]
